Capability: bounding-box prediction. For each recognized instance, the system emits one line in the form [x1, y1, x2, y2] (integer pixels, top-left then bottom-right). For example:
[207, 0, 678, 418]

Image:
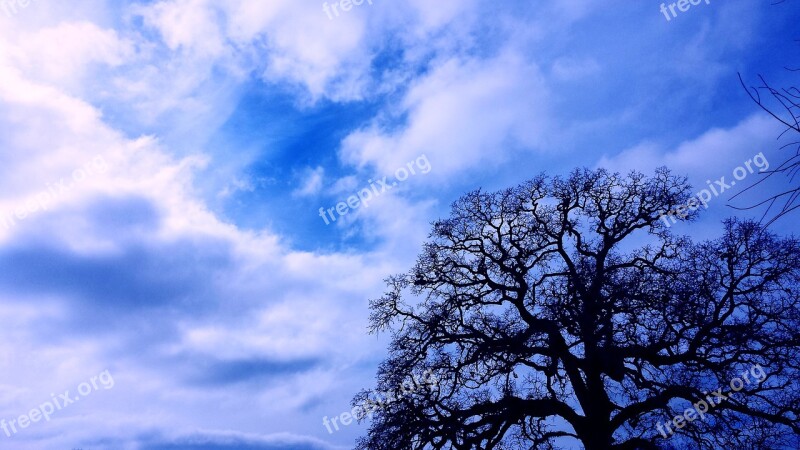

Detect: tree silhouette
[735, 70, 800, 226]
[734, 0, 800, 225]
[355, 169, 800, 449]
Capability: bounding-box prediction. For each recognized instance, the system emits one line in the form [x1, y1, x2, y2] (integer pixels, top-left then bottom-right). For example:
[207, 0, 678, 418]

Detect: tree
[734, 1, 800, 225]
[735, 70, 800, 226]
[354, 168, 800, 449]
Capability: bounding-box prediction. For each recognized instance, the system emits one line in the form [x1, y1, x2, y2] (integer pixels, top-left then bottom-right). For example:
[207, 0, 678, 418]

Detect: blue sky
[0, 0, 797, 448]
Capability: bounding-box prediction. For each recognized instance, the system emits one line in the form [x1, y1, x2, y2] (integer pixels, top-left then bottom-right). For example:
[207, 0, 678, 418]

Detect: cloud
[7, 21, 134, 89]
[92, 430, 346, 450]
[186, 357, 321, 386]
[293, 167, 325, 198]
[137, 0, 227, 57]
[340, 52, 551, 178]
[597, 114, 783, 181]
[0, 10, 393, 446]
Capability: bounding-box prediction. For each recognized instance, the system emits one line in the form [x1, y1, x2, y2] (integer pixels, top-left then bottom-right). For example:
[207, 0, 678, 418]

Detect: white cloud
[340, 52, 551, 177]
[597, 114, 783, 181]
[8, 21, 134, 88]
[293, 167, 325, 198]
[137, 0, 226, 57]
[0, 10, 397, 445]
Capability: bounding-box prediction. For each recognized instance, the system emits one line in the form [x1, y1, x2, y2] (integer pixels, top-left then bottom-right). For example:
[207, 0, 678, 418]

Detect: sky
[0, 0, 797, 448]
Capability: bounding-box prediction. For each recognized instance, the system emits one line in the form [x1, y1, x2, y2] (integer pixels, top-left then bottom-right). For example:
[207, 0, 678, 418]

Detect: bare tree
[734, 0, 800, 225]
[355, 169, 800, 449]
[735, 70, 800, 225]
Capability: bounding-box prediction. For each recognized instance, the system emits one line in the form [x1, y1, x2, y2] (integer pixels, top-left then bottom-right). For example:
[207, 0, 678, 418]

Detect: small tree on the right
[736, 1, 800, 225]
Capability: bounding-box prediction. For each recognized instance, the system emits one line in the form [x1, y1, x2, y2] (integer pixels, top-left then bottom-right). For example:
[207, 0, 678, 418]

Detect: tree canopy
[355, 168, 800, 450]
